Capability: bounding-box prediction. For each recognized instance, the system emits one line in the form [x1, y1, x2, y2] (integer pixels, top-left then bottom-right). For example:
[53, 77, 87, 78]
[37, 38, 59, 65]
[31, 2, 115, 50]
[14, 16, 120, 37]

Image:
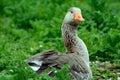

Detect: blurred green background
[0, 0, 120, 80]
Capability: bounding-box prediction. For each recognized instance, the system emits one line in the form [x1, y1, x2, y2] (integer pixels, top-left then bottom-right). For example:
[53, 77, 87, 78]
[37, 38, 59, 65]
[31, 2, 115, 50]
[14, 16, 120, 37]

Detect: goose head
[63, 7, 85, 26]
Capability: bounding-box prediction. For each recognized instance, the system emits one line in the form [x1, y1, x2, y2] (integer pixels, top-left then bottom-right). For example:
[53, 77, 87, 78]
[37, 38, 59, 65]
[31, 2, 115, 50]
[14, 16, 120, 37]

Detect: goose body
[26, 7, 92, 80]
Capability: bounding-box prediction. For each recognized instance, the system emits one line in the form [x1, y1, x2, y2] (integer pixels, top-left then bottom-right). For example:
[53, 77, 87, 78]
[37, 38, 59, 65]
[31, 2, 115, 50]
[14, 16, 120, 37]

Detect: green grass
[0, 0, 120, 80]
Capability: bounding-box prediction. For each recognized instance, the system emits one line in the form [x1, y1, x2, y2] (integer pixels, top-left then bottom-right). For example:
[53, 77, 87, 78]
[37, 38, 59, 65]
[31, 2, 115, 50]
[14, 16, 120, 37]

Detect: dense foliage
[0, 0, 120, 80]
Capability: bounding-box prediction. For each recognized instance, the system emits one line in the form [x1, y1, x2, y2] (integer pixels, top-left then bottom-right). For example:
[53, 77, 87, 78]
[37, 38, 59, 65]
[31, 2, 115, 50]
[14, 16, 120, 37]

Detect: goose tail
[25, 50, 59, 74]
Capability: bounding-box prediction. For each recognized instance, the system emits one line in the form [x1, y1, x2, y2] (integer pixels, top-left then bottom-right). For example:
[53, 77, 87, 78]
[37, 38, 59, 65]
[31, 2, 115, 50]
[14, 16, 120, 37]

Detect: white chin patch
[30, 66, 40, 71]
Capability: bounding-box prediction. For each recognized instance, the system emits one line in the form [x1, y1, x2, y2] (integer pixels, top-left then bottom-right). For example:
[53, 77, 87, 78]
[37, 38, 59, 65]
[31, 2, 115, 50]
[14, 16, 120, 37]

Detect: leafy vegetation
[0, 0, 120, 80]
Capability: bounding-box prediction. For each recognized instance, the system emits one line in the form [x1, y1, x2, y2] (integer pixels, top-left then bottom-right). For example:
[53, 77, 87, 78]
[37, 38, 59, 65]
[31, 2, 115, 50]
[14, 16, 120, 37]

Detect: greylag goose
[26, 7, 92, 80]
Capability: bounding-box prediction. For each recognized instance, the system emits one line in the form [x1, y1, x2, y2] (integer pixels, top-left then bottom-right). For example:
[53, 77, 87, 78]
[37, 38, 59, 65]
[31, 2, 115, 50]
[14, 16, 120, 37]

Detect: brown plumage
[26, 7, 92, 80]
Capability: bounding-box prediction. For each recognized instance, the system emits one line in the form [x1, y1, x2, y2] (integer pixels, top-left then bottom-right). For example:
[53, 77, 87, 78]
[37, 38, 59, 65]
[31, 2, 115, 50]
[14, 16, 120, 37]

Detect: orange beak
[74, 12, 85, 22]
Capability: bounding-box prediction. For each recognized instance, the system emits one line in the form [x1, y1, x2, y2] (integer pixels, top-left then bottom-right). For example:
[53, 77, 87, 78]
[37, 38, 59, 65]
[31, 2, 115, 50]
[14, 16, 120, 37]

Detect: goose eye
[70, 11, 73, 13]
